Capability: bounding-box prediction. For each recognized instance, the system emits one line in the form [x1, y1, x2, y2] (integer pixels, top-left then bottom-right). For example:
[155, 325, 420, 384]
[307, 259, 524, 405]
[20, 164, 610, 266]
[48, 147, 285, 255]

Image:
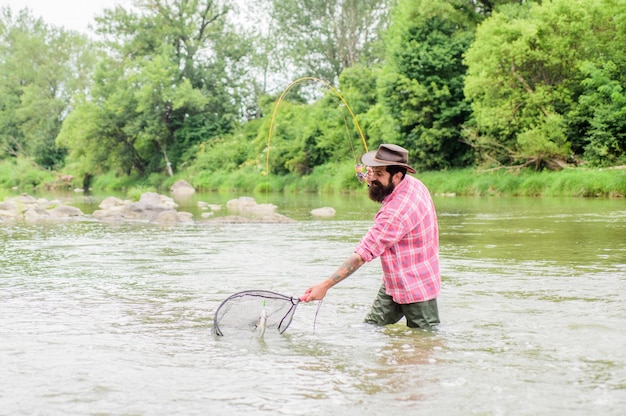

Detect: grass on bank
[0, 157, 56, 190]
[418, 167, 626, 197]
[1, 158, 624, 199]
[187, 163, 626, 198]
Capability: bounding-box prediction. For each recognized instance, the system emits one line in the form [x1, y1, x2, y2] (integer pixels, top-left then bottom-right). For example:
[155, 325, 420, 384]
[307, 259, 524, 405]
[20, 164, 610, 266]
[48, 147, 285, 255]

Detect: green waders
[364, 284, 440, 329]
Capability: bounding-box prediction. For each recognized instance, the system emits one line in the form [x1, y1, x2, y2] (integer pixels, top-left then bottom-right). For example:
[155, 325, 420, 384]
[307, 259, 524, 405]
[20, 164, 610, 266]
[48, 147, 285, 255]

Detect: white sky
[1, 0, 131, 34]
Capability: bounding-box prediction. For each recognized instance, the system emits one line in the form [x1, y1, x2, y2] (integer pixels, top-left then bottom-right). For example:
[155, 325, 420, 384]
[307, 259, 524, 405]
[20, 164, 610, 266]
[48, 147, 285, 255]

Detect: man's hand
[300, 282, 331, 302]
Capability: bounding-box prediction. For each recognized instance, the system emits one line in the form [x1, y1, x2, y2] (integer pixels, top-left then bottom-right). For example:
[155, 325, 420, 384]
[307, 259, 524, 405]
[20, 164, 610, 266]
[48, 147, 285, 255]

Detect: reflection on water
[1, 194, 625, 415]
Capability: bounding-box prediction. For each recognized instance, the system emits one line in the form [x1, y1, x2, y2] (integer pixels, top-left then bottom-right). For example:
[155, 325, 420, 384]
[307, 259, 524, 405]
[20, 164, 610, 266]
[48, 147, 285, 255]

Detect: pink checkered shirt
[354, 175, 440, 304]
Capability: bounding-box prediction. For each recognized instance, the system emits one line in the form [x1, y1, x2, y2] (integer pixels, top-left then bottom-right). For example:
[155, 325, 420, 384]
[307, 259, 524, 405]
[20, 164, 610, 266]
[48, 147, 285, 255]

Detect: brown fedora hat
[361, 144, 416, 174]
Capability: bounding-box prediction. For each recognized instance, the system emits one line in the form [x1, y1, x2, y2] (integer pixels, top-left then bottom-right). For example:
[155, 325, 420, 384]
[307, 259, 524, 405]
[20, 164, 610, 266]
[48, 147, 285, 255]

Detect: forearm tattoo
[331, 255, 362, 283]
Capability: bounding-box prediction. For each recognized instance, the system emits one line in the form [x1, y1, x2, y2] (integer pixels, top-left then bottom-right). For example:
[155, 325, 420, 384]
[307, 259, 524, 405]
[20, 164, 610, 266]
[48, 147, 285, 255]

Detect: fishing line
[313, 299, 323, 332]
[264, 76, 369, 192]
[331, 94, 361, 166]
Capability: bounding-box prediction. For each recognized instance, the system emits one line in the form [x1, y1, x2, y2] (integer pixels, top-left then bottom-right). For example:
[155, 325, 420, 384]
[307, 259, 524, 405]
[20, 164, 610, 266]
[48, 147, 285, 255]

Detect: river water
[1, 192, 625, 415]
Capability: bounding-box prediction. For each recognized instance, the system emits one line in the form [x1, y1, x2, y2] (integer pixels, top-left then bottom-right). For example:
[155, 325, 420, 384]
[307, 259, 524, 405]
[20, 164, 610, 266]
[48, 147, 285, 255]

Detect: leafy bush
[0, 158, 56, 190]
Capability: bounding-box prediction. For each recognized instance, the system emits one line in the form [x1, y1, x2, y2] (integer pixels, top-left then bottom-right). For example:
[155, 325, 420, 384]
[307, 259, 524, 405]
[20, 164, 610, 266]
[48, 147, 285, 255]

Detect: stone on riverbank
[0, 194, 84, 224]
[311, 207, 336, 218]
[226, 196, 278, 215]
[92, 192, 192, 223]
[1, 193, 294, 225]
[170, 180, 195, 194]
[200, 196, 295, 224]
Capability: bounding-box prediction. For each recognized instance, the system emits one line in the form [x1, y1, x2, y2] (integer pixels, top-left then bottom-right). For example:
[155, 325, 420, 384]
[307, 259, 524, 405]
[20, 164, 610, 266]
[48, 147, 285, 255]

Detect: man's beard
[368, 180, 395, 203]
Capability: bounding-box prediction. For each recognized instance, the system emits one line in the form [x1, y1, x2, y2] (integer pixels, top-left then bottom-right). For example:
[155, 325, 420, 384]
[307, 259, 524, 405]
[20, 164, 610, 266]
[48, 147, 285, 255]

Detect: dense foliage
[464, 0, 626, 169]
[377, 0, 475, 170]
[1, 0, 625, 192]
[0, 7, 96, 169]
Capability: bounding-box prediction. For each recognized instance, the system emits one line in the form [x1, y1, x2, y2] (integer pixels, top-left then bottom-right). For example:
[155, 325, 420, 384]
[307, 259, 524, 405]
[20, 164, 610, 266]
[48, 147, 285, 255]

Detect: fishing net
[213, 290, 301, 336]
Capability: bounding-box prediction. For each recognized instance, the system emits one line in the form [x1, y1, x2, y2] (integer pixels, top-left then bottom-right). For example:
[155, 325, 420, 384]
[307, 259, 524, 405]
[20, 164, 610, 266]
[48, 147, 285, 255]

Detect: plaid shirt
[355, 175, 440, 304]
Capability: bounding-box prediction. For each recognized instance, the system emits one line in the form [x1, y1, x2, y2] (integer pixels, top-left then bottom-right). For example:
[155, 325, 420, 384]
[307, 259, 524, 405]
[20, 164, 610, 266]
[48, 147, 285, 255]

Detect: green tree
[464, 0, 625, 168]
[571, 61, 626, 166]
[448, 0, 529, 23]
[0, 7, 96, 169]
[59, 0, 250, 181]
[268, 0, 394, 85]
[377, 0, 475, 170]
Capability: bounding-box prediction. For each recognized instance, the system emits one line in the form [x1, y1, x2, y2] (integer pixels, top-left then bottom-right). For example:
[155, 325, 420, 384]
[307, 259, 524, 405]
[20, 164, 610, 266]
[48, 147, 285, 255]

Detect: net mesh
[213, 290, 300, 336]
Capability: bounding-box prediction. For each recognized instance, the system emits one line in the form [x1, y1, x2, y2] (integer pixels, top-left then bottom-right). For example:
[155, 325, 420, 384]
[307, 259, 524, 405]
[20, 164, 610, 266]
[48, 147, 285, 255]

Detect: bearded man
[300, 144, 441, 328]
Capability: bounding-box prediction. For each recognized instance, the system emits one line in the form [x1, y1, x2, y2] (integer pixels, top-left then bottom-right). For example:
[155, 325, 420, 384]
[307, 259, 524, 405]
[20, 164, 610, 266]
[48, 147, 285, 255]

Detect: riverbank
[181, 165, 626, 198]
[418, 166, 626, 198]
[1, 158, 625, 198]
